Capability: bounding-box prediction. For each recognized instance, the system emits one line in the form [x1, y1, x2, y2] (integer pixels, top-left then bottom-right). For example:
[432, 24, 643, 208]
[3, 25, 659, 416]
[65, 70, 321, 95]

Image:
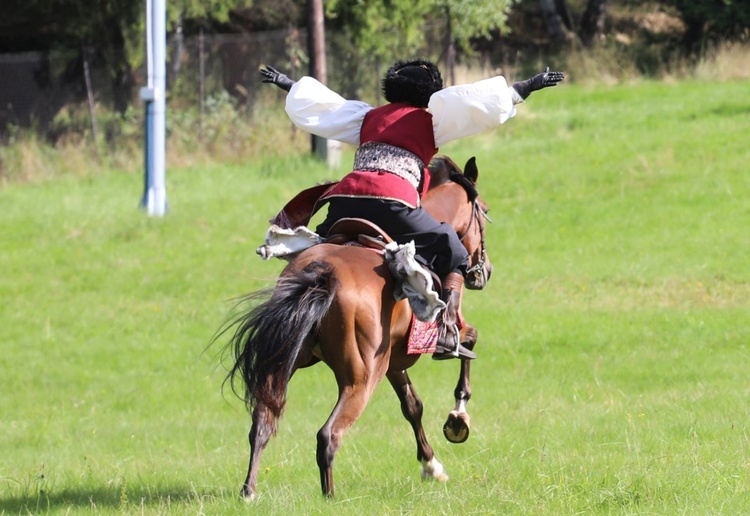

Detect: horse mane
[428, 155, 478, 202]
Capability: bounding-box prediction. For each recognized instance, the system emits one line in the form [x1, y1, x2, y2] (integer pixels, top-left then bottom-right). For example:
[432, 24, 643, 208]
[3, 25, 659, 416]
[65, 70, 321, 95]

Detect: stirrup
[432, 342, 476, 360]
[432, 325, 476, 360]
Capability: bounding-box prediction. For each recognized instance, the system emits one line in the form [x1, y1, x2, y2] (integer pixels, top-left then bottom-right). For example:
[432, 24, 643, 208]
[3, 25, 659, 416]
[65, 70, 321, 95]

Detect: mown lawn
[1, 78, 749, 514]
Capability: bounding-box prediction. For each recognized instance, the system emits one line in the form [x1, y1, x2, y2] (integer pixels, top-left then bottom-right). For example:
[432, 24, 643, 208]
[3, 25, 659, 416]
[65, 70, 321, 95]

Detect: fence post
[199, 28, 205, 144]
[82, 47, 99, 147]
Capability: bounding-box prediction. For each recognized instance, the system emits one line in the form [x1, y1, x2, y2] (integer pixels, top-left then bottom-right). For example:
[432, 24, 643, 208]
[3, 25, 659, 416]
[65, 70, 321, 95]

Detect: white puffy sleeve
[284, 76, 373, 145]
[428, 76, 521, 147]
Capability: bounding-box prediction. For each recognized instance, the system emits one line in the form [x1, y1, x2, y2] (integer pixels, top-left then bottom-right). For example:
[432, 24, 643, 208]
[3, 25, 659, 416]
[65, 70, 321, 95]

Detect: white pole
[141, 0, 167, 216]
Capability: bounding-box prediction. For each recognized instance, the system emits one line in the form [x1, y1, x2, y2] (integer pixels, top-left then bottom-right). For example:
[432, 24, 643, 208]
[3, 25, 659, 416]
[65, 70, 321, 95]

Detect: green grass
[2, 78, 750, 514]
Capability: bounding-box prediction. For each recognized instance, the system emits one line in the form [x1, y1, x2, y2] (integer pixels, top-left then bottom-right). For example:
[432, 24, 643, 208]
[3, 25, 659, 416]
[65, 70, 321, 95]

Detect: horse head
[425, 156, 493, 290]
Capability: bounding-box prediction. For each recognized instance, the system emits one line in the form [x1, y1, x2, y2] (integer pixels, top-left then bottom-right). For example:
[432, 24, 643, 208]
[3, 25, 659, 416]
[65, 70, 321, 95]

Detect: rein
[447, 169, 490, 280]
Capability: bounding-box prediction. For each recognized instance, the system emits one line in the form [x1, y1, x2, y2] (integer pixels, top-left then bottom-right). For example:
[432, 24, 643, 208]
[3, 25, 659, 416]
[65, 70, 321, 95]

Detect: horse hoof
[443, 410, 470, 444]
[421, 457, 449, 482]
[240, 487, 256, 503]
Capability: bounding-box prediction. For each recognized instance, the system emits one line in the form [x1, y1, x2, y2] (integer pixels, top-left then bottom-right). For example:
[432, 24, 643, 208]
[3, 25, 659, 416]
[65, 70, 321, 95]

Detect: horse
[222, 155, 493, 499]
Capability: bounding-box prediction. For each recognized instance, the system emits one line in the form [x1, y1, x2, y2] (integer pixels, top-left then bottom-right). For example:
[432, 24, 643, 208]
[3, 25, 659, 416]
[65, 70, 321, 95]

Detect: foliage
[5, 0, 749, 140]
[170, 0, 242, 24]
[626, 0, 750, 52]
[1, 0, 139, 51]
[669, 0, 750, 47]
[324, 0, 433, 60]
[168, 91, 252, 152]
[436, 0, 513, 48]
[321, 0, 514, 98]
[324, 0, 513, 63]
[325, 0, 512, 61]
[1, 0, 143, 112]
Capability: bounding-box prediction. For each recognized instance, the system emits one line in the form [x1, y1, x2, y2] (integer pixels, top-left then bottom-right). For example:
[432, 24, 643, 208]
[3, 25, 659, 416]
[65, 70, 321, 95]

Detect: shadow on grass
[0, 482, 230, 513]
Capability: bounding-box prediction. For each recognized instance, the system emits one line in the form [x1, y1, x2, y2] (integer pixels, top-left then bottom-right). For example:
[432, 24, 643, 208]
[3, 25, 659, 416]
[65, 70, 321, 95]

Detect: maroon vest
[322, 103, 438, 208]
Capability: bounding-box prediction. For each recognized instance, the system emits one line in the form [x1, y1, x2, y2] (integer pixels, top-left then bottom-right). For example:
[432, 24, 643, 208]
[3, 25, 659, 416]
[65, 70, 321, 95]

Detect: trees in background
[1, 0, 748, 131]
[1, 0, 141, 113]
[324, 0, 513, 85]
[659, 0, 750, 53]
[4, 0, 748, 69]
[536, 0, 608, 47]
[531, 0, 749, 55]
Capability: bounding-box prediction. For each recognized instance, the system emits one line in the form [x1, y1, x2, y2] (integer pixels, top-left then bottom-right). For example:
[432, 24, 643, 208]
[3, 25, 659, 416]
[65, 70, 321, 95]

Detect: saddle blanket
[407, 315, 439, 354]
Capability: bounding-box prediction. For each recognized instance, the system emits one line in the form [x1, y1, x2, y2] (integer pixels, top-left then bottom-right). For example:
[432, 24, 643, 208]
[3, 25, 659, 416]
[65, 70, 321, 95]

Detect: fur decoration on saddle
[256, 224, 323, 260]
[384, 241, 446, 323]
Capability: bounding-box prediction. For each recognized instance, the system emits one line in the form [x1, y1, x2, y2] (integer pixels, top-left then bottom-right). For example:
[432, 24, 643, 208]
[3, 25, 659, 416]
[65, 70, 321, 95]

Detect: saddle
[324, 218, 392, 252]
[324, 218, 441, 293]
[257, 217, 444, 323]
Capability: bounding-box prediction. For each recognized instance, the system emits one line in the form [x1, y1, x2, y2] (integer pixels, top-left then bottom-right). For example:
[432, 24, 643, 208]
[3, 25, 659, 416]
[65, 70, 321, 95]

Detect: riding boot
[432, 272, 477, 360]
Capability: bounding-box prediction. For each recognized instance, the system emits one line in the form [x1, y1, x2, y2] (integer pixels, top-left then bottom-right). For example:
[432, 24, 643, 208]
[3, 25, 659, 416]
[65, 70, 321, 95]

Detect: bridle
[457, 198, 492, 284]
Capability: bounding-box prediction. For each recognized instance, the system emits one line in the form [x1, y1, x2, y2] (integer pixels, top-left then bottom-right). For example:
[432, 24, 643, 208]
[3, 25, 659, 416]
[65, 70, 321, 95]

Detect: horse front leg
[240, 402, 276, 501]
[443, 323, 477, 444]
[386, 370, 449, 482]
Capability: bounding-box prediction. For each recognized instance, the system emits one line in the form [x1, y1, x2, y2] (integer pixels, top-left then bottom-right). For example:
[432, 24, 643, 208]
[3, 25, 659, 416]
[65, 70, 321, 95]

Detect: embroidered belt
[353, 142, 424, 189]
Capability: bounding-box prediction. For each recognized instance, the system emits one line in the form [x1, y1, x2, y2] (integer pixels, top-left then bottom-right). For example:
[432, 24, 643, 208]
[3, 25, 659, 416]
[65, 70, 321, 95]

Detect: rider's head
[382, 59, 443, 108]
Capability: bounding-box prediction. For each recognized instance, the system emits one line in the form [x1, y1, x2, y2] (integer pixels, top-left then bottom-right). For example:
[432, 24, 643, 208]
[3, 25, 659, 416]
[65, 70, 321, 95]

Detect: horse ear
[464, 156, 478, 184]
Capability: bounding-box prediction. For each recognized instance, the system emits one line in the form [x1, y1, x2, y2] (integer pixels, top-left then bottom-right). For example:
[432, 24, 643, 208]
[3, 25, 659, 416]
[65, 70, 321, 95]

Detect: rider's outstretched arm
[512, 67, 565, 100]
[259, 65, 296, 92]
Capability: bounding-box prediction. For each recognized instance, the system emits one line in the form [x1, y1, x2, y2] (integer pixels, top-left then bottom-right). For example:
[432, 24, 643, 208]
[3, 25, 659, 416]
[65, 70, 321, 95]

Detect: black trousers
[316, 197, 469, 280]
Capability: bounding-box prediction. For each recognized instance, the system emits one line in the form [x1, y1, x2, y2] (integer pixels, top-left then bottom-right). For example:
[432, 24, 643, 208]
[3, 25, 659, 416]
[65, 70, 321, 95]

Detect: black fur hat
[381, 59, 443, 108]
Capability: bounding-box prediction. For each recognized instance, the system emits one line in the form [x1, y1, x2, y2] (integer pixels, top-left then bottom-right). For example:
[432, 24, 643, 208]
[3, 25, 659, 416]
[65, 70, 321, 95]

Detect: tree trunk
[445, 8, 456, 86]
[554, 0, 575, 33]
[307, 0, 326, 84]
[579, 0, 608, 47]
[538, 0, 576, 44]
[307, 0, 327, 157]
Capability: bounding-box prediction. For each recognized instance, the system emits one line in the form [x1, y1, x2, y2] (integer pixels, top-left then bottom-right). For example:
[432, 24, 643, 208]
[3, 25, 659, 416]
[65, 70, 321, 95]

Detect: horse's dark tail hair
[224, 261, 336, 424]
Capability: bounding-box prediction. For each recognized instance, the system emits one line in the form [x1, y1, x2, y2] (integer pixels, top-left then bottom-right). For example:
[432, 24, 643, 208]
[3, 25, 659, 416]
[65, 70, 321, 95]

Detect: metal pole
[140, 0, 167, 216]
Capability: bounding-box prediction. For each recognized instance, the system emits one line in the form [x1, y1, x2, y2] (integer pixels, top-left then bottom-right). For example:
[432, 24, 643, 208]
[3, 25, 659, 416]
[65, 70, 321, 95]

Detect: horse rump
[224, 260, 336, 421]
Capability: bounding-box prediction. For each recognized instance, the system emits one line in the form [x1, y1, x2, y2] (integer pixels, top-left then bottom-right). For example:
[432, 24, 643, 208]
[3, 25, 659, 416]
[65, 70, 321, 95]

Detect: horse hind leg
[387, 370, 448, 482]
[240, 402, 276, 501]
[316, 380, 378, 498]
[443, 323, 477, 444]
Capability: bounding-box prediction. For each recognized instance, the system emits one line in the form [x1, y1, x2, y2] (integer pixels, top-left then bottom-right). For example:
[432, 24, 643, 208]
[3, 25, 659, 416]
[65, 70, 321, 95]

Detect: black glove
[512, 67, 565, 100]
[259, 65, 295, 92]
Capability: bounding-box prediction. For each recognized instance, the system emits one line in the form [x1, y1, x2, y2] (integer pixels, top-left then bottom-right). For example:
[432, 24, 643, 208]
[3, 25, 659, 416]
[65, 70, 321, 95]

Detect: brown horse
[223, 155, 493, 499]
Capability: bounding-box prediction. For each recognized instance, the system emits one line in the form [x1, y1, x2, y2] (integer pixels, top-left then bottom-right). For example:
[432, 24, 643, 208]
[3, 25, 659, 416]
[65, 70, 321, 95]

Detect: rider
[260, 59, 564, 360]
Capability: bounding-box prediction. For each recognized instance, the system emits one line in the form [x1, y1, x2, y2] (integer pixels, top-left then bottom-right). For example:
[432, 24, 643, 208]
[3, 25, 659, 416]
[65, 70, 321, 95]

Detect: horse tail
[224, 261, 336, 423]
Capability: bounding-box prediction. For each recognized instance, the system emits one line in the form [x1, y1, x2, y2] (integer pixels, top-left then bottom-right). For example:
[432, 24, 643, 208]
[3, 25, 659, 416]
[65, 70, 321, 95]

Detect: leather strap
[442, 272, 464, 293]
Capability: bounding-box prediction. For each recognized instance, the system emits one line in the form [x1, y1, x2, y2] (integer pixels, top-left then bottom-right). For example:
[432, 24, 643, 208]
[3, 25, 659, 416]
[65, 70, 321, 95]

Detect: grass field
[2, 78, 750, 514]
